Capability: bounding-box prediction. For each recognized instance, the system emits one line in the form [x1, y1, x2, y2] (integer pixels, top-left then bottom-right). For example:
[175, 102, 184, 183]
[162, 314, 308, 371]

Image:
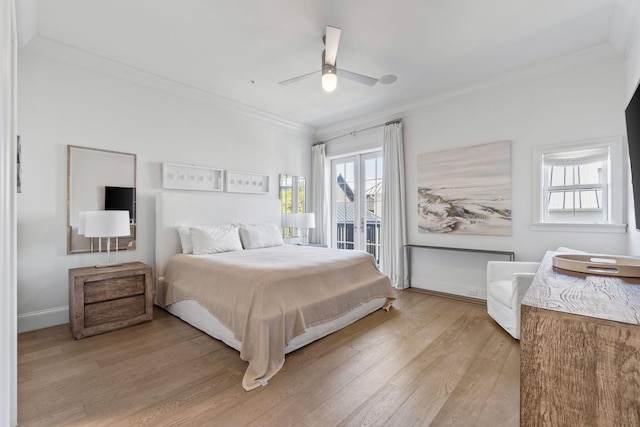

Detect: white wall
[320, 57, 628, 299]
[402, 59, 627, 298]
[625, 20, 640, 98]
[324, 126, 384, 157]
[17, 50, 313, 332]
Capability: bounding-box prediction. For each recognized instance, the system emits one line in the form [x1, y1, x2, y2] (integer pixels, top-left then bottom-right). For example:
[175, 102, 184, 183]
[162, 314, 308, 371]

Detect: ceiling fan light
[322, 73, 337, 92]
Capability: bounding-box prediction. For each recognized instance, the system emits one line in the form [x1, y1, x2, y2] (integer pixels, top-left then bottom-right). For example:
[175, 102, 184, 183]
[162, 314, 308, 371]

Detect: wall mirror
[67, 145, 137, 254]
[279, 174, 306, 238]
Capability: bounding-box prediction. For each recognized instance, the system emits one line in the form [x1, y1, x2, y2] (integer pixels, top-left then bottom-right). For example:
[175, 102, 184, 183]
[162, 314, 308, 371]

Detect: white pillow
[177, 226, 193, 254]
[190, 225, 243, 255]
[239, 223, 284, 249]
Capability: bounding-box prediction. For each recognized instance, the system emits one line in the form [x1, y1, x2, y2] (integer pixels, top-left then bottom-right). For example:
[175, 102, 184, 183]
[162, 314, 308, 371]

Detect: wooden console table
[520, 251, 640, 426]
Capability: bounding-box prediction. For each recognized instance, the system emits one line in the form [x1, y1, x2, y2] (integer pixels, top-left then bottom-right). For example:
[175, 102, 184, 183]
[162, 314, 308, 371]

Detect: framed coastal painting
[417, 140, 512, 235]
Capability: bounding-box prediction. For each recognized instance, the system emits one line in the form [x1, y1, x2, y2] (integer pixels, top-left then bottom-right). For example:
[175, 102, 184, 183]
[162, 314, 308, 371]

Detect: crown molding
[317, 43, 624, 140]
[21, 36, 316, 137]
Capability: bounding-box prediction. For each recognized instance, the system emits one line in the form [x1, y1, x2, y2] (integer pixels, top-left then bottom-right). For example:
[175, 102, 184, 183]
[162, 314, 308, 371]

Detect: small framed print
[162, 163, 223, 192]
[226, 171, 269, 194]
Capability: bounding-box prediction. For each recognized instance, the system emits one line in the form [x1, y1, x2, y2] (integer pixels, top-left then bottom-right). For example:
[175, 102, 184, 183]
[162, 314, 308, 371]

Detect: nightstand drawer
[85, 295, 146, 327]
[84, 274, 145, 304]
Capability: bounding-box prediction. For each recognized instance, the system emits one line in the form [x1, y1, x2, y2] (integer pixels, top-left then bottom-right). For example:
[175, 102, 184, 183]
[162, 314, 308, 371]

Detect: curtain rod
[314, 118, 402, 145]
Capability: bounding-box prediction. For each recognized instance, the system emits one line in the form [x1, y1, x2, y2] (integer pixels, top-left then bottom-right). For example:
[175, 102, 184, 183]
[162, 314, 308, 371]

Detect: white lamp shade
[78, 211, 87, 235]
[84, 210, 131, 238]
[295, 212, 316, 229]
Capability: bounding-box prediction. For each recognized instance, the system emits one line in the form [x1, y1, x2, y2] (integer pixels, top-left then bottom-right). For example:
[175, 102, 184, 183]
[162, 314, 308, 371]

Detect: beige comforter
[162, 245, 395, 390]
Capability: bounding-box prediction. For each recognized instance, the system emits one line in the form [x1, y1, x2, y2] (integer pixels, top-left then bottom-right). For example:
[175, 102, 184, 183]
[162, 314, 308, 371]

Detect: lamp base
[95, 262, 123, 269]
[95, 241, 121, 268]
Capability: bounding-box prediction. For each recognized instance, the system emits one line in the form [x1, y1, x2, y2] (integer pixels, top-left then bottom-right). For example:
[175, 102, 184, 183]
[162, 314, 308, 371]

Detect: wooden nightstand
[69, 262, 153, 339]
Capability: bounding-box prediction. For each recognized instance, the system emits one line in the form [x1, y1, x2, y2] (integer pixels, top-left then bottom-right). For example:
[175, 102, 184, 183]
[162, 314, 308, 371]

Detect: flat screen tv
[627, 81, 640, 229]
[104, 186, 135, 224]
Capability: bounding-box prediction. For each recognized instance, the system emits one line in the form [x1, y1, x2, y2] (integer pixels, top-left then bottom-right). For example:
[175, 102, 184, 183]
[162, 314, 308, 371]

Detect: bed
[155, 192, 395, 390]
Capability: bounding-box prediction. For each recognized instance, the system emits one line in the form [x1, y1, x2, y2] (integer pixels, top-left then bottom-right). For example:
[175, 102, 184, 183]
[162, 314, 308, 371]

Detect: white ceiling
[17, 0, 639, 130]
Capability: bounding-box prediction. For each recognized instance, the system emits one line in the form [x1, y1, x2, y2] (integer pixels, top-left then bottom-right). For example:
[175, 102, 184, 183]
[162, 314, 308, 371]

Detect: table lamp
[295, 212, 316, 245]
[83, 210, 131, 267]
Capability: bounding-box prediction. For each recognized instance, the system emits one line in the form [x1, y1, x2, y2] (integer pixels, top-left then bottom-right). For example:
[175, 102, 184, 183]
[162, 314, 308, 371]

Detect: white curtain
[310, 143, 328, 245]
[1, 0, 18, 424]
[381, 121, 408, 288]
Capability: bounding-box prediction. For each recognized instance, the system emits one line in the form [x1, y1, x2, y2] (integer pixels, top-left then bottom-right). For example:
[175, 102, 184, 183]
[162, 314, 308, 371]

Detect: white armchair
[487, 261, 540, 339]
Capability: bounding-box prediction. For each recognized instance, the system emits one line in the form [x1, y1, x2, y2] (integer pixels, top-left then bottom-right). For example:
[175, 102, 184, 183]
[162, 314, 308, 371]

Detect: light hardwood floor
[18, 290, 520, 426]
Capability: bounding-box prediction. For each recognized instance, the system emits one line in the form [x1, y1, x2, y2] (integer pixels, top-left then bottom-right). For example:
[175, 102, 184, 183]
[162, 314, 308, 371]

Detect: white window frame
[531, 137, 627, 233]
[542, 147, 609, 223]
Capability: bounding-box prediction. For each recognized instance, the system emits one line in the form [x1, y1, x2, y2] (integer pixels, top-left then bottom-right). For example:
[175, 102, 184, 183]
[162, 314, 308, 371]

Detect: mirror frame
[67, 145, 137, 254]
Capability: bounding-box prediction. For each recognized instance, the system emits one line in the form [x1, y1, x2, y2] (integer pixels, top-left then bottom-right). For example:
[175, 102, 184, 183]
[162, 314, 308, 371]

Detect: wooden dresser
[69, 262, 153, 339]
[520, 251, 640, 427]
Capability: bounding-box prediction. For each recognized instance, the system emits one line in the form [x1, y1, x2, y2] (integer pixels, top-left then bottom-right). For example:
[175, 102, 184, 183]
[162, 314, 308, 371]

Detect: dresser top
[69, 261, 150, 277]
[522, 251, 640, 325]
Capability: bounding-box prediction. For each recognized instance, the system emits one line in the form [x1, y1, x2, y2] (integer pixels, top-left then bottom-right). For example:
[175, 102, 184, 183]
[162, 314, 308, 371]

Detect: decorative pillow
[239, 223, 284, 249]
[190, 224, 243, 255]
[177, 226, 193, 254]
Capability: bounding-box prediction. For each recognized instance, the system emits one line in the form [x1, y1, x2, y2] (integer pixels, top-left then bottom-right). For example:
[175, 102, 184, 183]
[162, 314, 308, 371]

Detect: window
[542, 147, 608, 223]
[533, 138, 625, 232]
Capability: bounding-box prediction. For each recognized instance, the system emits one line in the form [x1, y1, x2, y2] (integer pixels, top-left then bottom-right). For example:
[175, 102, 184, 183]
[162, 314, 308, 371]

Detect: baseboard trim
[407, 288, 487, 306]
[409, 277, 487, 301]
[18, 306, 69, 333]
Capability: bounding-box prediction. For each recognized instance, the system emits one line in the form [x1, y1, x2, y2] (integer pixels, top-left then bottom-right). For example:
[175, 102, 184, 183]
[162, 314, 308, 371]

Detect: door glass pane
[335, 159, 356, 250]
[364, 154, 382, 263]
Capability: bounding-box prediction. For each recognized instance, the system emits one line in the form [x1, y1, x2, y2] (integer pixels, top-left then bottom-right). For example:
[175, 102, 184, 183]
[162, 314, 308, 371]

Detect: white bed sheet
[166, 297, 387, 354]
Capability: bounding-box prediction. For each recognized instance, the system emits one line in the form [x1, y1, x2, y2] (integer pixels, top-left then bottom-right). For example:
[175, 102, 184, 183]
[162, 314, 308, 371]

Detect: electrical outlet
[467, 289, 478, 296]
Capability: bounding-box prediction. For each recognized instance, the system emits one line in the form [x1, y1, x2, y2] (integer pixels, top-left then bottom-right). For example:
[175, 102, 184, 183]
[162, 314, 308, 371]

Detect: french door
[331, 151, 383, 263]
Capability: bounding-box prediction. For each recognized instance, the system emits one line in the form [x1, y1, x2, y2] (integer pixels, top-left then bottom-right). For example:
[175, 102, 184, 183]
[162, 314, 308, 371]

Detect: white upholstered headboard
[155, 192, 281, 280]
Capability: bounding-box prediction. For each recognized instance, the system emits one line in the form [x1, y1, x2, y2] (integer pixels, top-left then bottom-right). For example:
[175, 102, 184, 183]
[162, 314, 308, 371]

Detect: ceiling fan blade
[324, 26, 341, 66]
[336, 68, 378, 86]
[278, 70, 320, 86]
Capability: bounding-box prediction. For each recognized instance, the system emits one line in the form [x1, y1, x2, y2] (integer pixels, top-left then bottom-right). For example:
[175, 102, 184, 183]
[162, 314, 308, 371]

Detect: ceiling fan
[278, 26, 397, 92]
